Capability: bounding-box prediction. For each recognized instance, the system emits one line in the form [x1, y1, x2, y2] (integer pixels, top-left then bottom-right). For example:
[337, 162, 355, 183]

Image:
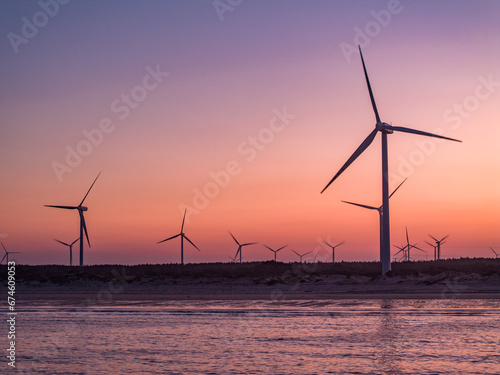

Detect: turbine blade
[303, 251, 311, 256]
[321, 128, 378, 193]
[335, 241, 345, 247]
[406, 227, 409, 245]
[412, 246, 425, 252]
[229, 232, 240, 246]
[440, 235, 449, 242]
[277, 245, 287, 251]
[157, 233, 180, 244]
[292, 250, 300, 256]
[79, 171, 101, 206]
[242, 242, 257, 246]
[181, 209, 187, 232]
[71, 238, 80, 246]
[394, 249, 403, 256]
[342, 201, 378, 210]
[425, 241, 435, 247]
[1, 242, 6, 253]
[1, 254, 6, 264]
[54, 239, 70, 246]
[389, 178, 407, 198]
[358, 45, 381, 123]
[264, 245, 274, 251]
[44, 205, 77, 210]
[429, 234, 438, 242]
[183, 235, 200, 251]
[80, 211, 90, 247]
[388, 125, 462, 143]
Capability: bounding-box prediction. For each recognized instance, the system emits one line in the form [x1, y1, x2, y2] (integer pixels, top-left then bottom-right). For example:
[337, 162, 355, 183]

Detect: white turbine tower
[157, 209, 200, 265]
[45, 172, 101, 266]
[54, 238, 79, 266]
[321, 46, 461, 275]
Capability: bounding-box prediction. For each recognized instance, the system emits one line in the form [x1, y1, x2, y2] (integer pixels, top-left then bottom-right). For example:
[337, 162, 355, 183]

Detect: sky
[0, 0, 499, 265]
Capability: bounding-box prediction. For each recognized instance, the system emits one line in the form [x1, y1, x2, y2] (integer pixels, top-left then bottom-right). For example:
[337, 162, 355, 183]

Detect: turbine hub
[376, 122, 393, 134]
[80, 206, 88, 211]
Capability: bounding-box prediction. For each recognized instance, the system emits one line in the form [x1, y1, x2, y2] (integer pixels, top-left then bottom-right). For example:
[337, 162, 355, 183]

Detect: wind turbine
[291, 250, 311, 263]
[157, 209, 200, 265]
[490, 247, 498, 259]
[426, 241, 438, 260]
[342, 178, 406, 261]
[323, 241, 344, 263]
[393, 244, 408, 262]
[1, 243, 21, 265]
[229, 232, 257, 264]
[429, 234, 449, 260]
[45, 172, 101, 267]
[401, 227, 425, 261]
[320, 46, 461, 275]
[54, 238, 79, 266]
[264, 244, 287, 262]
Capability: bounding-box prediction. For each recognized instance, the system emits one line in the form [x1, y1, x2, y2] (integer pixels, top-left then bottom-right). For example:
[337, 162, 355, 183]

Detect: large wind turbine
[342, 178, 406, 261]
[321, 46, 461, 275]
[264, 244, 287, 262]
[45, 172, 101, 267]
[157, 209, 200, 265]
[229, 232, 257, 264]
[323, 241, 344, 263]
[429, 234, 448, 260]
[54, 238, 79, 266]
[425, 241, 439, 260]
[490, 247, 499, 259]
[291, 250, 311, 263]
[1, 242, 21, 265]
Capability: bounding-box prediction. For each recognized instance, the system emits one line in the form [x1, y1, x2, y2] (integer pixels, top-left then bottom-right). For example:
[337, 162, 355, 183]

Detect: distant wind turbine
[320, 46, 461, 275]
[401, 227, 425, 261]
[323, 241, 344, 263]
[425, 241, 439, 260]
[490, 247, 499, 259]
[54, 238, 79, 266]
[393, 244, 408, 262]
[157, 209, 200, 265]
[264, 244, 287, 262]
[1, 243, 21, 265]
[429, 234, 449, 260]
[229, 232, 257, 264]
[45, 172, 101, 267]
[342, 178, 406, 261]
[291, 250, 311, 263]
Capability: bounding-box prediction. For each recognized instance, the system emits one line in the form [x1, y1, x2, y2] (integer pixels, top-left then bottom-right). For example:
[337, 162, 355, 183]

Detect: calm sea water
[12, 299, 500, 374]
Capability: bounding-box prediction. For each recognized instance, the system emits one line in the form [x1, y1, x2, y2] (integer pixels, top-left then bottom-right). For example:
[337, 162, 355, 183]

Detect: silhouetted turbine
[425, 241, 439, 260]
[323, 241, 344, 263]
[45, 172, 101, 267]
[54, 238, 79, 266]
[429, 234, 449, 260]
[264, 244, 287, 262]
[157, 209, 200, 265]
[291, 250, 311, 263]
[229, 232, 257, 264]
[1, 242, 21, 265]
[490, 247, 498, 259]
[402, 227, 425, 261]
[342, 178, 406, 261]
[321, 46, 461, 275]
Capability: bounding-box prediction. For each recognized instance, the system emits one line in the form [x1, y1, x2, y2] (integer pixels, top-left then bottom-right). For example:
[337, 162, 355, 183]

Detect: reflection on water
[16, 299, 500, 374]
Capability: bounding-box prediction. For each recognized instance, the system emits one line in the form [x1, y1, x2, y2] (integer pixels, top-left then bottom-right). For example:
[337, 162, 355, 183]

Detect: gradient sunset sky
[1, 0, 499, 265]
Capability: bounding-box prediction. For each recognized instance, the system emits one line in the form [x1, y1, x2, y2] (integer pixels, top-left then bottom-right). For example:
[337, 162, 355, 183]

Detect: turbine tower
[425, 241, 439, 260]
[342, 178, 406, 261]
[157, 209, 200, 265]
[54, 238, 79, 266]
[400, 227, 425, 261]
[291, 250, 311, 263]
[264, 244, 287, 262]
[490, 247, 498, 259]
[229, 232, 257, 264]
[1, 243, 21, 265]
[323, 241, 344, 263]
[429, 234, 449, 260]
[321, 46, 461, 275]
[45, 172, 101, 267]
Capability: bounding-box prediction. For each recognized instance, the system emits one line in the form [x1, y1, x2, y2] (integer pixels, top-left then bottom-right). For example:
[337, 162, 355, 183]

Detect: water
[12, 299, 500, 374]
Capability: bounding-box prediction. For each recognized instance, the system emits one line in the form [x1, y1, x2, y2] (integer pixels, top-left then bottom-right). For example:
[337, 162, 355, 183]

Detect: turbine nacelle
[376, 122, 394, 134]
[80, 206, 88, 212]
